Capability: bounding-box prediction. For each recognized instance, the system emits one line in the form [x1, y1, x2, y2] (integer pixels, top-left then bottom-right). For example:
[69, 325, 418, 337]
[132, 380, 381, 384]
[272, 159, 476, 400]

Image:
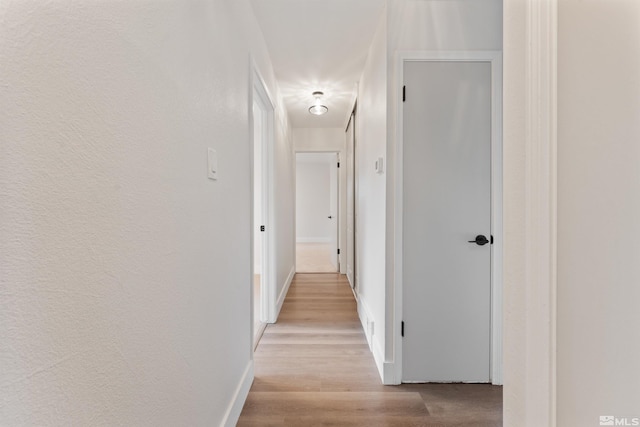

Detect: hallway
[238, 274, 502, 426]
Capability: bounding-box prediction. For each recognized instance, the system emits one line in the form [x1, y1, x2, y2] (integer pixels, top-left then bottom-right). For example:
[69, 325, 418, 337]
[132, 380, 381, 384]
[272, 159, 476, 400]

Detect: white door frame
[250, 65, 277, 334]
[393, 51, 503, 385]
[345, 108, 357, 291]
[504, 0, 558, 424]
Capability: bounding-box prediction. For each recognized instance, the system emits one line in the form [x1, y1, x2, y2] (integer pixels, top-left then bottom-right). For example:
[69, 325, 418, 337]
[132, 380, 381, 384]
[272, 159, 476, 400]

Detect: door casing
[345, 110, 357, 290]
[250, 65, 277, 340]
[392, 51, 503, 385]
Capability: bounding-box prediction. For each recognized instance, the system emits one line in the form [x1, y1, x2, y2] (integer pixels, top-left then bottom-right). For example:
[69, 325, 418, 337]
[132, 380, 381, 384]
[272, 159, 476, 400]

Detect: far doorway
[295, 152, 339, 273]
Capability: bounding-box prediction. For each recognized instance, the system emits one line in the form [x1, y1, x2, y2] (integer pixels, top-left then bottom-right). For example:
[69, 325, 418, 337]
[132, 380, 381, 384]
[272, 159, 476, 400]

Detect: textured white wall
[293, 128, 345, 152]
[557, 1, 640, 424]
[0, 0, 292, 425]
[390, 0, 503, 51]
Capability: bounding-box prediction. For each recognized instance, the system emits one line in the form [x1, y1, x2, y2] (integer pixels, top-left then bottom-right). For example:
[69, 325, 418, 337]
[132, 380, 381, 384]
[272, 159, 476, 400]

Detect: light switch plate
[208, 148, 217, 180]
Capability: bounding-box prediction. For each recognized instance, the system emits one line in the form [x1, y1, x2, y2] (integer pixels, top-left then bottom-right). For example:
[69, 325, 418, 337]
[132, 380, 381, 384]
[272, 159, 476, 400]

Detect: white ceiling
[250, 0, 385, 128]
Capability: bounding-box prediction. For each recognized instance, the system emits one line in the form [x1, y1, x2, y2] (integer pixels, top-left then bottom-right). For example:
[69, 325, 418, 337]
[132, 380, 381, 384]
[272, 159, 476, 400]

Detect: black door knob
[328, 216, 333, 219]
[468, 235, 490, 246]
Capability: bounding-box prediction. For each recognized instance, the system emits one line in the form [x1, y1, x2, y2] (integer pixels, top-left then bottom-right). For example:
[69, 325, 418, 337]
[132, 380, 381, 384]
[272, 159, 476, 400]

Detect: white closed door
[402, 60, 492, 382]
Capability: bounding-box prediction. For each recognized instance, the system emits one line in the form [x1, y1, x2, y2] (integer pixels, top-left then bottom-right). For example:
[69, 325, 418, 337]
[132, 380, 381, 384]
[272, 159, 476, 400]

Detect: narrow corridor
[238, 273, 502, 426]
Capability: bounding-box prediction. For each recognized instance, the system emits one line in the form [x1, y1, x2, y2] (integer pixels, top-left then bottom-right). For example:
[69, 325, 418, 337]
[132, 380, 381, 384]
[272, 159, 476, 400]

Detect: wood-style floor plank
[238, 273, 502, 426]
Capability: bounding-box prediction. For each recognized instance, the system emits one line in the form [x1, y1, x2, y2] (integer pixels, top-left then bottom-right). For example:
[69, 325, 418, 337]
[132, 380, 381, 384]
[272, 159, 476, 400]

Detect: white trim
[220, 361, 254, 427]
[274, 266, 295, 321]
[491, 54, 504, 386]
[355, 294, 395, 384]
[392, 50, 503, 385]
[356, 297, 375, 347]
[250, 62, 278, 328]
[523, 0, 558, 424]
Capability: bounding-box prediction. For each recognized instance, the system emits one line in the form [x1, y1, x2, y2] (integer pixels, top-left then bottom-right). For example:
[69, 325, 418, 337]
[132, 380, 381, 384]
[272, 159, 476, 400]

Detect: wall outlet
[369, 321, 375, 337]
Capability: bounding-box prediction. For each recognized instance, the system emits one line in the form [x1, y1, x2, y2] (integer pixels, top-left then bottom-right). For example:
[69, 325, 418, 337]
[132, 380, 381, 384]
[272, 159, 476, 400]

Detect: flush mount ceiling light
[308, 91, 328, 116]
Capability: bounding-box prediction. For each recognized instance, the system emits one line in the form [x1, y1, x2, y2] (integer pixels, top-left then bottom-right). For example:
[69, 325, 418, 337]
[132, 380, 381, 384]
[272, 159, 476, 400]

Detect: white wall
[296, 159, 331, 242]
[293, 127, 347, 273]
[0, 0, 293, 425]
[557, 1, 640, 424]
[294, 128, 345, 152]
[356, 8, 389, 379]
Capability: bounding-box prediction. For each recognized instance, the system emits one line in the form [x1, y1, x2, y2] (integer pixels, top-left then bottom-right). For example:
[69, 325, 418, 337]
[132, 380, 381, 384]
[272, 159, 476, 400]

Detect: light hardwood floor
[296, 243, 337, 272]
[238, 273, 502, 426]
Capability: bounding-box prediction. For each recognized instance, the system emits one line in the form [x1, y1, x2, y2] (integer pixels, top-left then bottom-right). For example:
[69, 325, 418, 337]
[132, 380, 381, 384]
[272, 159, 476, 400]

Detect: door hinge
[337, 162, 340, 168]
[260, 225, 265, 232]
[401, 321, 405, 337]
[402, 85, 406, 102]
[491, 235, 494, 244]
[337, 248, 340, 255]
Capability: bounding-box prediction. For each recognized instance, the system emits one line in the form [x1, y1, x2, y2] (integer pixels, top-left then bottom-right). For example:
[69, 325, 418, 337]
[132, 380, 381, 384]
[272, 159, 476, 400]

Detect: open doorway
[251, 71, 275, 348]
[295, 152, 339, 273]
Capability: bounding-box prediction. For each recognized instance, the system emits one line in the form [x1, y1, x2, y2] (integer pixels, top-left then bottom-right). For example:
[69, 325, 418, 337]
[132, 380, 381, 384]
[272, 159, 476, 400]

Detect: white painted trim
[491, 54, 504, 386]
[372, 337, 386, 383]
[356, 295, 374, 351]
[274, 266, 295, 321]
[251, 63, 278, 327]
[355, 294, 395, 384]
[220, 361, 254, 427]
[523, 0, 558, 424]
[392, 50, 504, 385]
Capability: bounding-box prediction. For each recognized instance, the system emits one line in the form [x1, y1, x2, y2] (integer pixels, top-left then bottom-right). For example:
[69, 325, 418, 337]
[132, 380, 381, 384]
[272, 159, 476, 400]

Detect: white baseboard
[296, 237, 331, 243]
[272, 266, 295, 322]
[357, 296, 398, 385]
[373, 339, 397, 384]
[371, 336, 386, 383]
[221, 360, 254, 427]
[356, 297, 371, 348]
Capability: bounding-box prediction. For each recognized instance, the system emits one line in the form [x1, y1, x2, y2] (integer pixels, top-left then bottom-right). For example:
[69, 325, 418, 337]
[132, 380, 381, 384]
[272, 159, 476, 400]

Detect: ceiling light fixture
[308, 91, 328, 116]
